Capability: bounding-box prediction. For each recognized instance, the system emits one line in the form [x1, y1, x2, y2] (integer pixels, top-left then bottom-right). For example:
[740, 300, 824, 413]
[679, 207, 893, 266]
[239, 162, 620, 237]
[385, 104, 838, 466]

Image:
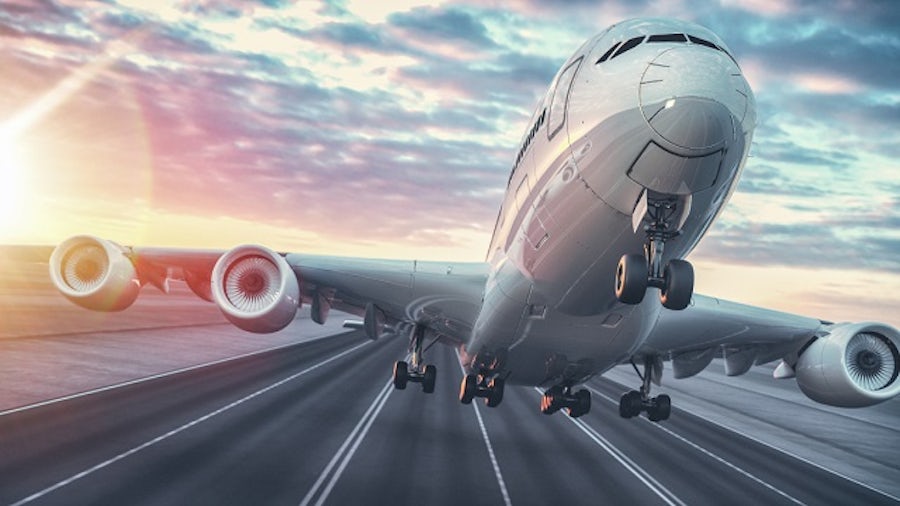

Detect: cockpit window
[594, 33, 737, 65]
[648, 33, 687, 43]
[595, 42, 621, 64]
[687, 35, 718, 50]
[611, 36, 644, 59]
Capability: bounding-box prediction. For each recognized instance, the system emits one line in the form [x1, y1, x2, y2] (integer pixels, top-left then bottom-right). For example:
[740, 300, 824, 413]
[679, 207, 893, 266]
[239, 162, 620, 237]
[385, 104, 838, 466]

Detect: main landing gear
[459, 350, 506, 407]
[615, 198, 694, 310]
[540, 384, 591, 418]
[392, 324, 436, 394]
[459, 374, 505, 407]
[619, 357, 671, 422]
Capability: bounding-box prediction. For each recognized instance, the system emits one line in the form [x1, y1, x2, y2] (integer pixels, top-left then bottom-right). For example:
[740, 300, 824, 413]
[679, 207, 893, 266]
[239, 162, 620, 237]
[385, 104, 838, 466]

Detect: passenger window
[547, 56, 582, 140]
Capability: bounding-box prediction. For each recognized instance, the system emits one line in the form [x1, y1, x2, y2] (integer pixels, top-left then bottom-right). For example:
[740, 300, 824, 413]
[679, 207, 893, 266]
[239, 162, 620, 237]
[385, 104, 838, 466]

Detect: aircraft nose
[639, 46, 751, 153]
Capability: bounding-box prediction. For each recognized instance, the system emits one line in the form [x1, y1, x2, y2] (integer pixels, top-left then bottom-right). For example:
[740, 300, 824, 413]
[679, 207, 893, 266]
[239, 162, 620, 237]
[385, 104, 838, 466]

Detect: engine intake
[211, 245, 300, 333]
[49, 235, 141, 311]
[795, 322, 900, 407]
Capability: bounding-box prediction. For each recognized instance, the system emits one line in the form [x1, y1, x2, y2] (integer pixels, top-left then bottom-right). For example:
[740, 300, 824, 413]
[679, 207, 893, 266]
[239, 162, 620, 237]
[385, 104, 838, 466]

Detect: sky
[0, 0, 898, 326]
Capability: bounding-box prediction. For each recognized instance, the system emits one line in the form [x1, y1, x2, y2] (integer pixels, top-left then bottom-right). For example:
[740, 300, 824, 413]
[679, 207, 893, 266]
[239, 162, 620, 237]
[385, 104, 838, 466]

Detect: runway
[2, 327, 898, 505]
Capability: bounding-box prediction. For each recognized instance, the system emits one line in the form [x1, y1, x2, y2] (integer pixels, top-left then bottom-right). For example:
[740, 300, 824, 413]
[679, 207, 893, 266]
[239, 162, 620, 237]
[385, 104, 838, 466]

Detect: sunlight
[0, 133, 25, 239]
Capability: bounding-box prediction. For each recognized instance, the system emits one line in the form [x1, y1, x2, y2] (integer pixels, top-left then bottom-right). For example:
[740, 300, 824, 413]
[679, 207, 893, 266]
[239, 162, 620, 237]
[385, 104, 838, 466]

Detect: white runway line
[0, 329, 354, 417]
[533, 388, 684, 506]
[587, 386, 805, 505]
[299, 379, 394, 506]
[457, 352, 513, 506]
[9, 340, 373, 506]
[593, 379, 900, 504]
[472, 401, 513, 506]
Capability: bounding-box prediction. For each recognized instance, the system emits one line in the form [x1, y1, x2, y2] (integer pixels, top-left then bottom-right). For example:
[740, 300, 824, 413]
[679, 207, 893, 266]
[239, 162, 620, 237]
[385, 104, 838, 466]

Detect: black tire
[486, 377, 505, 408]
[541, 385, 564, 415]
[619, 390, 642, 418]
[654, 394, 671, 422]
[459, 374, 478, 404]
[568, 389, 591, 418]
[422, 364, 437, 394]
[393, 361, 408, 390]
[660, 259, 693, 310]
[615, 254, 648, 304]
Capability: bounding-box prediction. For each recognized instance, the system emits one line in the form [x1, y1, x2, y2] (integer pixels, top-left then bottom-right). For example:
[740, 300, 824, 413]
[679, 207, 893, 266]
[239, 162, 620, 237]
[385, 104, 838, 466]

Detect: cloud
[1, 0, 898, 288]
[387, 6, 497, 48]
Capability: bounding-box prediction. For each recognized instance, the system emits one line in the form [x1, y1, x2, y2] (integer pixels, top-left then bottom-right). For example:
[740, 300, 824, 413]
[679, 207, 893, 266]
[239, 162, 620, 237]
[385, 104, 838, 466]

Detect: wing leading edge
[48, 236, 488, 343]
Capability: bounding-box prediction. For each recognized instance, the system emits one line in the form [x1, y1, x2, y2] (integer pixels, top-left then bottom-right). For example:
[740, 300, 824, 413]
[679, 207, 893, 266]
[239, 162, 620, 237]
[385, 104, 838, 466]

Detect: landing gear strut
[392, 324, 436, 394]
[615, 197, 694, 310]
[540, 384, 591, 418]
[619, 357, 671, 422]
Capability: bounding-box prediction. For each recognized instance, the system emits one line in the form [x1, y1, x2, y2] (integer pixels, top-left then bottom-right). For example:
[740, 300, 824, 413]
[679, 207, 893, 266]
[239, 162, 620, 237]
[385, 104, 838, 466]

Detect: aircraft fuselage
[467, 18, 756, 385]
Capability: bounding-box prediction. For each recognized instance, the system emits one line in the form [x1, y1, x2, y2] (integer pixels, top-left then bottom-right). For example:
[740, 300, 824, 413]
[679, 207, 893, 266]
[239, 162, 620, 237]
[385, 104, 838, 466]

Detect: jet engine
[210, 245, 300, 333]
[795, 322, 900, 407]
[49, 235, 141, 311]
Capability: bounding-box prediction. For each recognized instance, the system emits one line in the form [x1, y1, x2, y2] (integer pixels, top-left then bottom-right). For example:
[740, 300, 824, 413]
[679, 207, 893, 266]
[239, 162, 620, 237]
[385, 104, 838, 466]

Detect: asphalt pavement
[2, 327, 897, 506]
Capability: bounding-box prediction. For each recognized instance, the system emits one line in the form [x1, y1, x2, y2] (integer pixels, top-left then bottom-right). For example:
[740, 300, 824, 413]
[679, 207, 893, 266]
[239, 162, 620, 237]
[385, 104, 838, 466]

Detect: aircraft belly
[501, 298, 659, 386]
[472, 251, 660, 386]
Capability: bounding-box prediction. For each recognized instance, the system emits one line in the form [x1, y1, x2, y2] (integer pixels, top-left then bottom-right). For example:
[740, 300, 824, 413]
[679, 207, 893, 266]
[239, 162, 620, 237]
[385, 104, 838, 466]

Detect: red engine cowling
[210, 245, 300, 333]
[795, 322, 900, 407]
[49, 235, 141, 311]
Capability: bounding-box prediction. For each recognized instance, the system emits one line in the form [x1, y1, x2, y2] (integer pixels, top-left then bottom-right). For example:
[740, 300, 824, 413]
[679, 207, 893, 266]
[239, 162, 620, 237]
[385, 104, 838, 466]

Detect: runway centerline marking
[586, 386, 805, 505]
[533, 387, 684, 506]
[9, 339, 373, 506]
[300, 378, 394, 506]
[457, 351, 512, 506]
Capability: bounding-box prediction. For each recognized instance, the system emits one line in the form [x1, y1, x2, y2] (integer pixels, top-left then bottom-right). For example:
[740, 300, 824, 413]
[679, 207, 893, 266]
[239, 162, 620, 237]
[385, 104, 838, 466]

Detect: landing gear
[619, 357, 671, 422]
[458, 349, 508, 408]
[615, 197, 694, 310]
[392, 324, 437, 394]
[540, 384, 591, 418]
[458, 373, 506, 407]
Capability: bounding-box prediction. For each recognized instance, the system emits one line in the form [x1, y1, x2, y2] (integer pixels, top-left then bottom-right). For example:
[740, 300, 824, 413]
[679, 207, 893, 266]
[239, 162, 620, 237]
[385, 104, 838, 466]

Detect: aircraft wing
[634, 293, 900, 408]
[48, 236, 488, 343]
[637, 294, 825, 378]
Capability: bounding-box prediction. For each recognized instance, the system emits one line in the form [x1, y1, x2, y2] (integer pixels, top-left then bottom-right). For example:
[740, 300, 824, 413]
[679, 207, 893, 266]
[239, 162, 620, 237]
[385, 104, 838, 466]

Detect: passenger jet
[49, 18, 900, 422]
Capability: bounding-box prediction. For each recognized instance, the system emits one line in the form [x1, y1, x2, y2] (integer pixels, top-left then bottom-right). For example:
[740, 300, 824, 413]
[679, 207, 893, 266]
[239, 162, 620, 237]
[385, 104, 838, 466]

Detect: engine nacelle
[211, 245, 300, 333]
[49, 235, 141, 311]
[795, 322, 900, 407]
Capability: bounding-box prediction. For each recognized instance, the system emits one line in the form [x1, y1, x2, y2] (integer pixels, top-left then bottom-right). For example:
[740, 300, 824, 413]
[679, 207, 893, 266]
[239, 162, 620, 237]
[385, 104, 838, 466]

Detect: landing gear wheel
[392, 361, 408, 390]
[486, 377, 505, 408]
[615, 254, 648, 304]
[541, 385, 564, 415]
[660, 260, 694, 310]
[567, 389, 591, 418]
[619, 390, 642, 418]
[422, 365, 437, 394]
[648, 394, 671, 422]
[459, 374, 478, 404]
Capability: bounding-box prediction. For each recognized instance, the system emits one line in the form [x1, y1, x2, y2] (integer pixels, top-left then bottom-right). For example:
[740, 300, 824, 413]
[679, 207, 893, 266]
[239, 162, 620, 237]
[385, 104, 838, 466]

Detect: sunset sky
[0, 0, 898, 326]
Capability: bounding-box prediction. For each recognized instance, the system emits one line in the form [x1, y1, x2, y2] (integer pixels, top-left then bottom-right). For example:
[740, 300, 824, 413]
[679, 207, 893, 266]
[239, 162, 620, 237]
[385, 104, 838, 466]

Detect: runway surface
[2, 328, 898, 506]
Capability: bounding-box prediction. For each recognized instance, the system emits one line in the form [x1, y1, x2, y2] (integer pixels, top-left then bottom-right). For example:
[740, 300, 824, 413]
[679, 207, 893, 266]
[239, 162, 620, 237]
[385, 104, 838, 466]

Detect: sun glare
[0, 133, 25, 239]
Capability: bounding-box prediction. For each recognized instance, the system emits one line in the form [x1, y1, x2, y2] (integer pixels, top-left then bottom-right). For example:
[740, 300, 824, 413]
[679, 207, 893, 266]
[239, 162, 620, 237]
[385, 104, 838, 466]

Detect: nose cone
[640, 46, 751, 153]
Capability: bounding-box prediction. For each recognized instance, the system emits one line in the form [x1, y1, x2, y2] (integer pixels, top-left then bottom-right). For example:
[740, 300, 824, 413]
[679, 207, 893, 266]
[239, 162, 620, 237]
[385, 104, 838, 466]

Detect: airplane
[47, 17, 900, 422]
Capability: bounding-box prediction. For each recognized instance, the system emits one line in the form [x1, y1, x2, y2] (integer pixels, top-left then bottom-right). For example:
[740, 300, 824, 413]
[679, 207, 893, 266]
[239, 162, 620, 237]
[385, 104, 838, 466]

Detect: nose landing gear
[615, 197, 694, 310]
